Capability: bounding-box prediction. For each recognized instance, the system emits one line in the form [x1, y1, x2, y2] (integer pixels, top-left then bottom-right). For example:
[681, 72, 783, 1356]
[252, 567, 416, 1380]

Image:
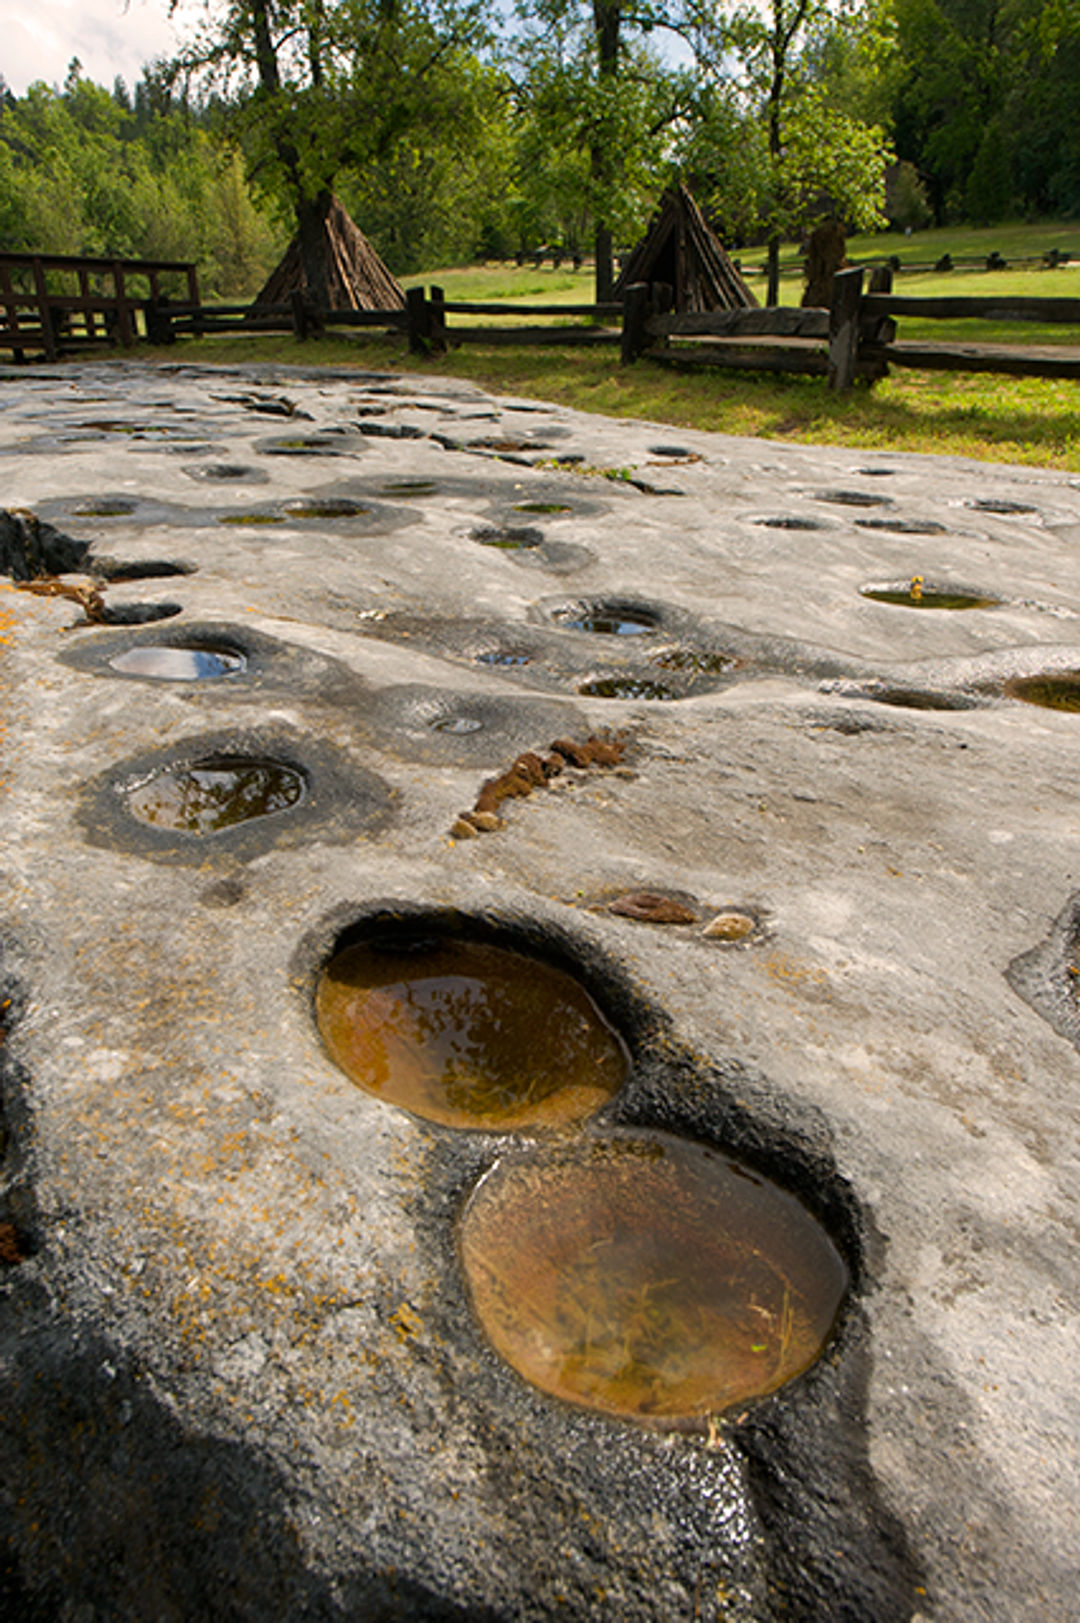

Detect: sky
[0, 0, 184, 97]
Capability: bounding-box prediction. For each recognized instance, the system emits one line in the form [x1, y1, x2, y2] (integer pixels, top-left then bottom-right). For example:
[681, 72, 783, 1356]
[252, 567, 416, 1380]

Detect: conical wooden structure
[614, 185, 757, 311]
[251, 196, 405, 312]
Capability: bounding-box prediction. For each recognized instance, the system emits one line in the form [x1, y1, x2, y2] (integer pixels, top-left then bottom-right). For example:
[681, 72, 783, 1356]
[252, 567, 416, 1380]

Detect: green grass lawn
[121, 221, 1080, 474]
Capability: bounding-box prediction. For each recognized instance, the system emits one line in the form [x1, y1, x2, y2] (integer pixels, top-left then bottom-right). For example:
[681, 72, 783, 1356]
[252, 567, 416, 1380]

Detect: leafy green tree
[683, 0, 892, 301]
[509, 0, 696, 298]
[168, 0, 492, 303]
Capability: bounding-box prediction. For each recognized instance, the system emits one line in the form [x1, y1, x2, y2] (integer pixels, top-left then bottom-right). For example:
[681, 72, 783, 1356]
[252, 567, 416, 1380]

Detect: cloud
[0, 0, 181, 95]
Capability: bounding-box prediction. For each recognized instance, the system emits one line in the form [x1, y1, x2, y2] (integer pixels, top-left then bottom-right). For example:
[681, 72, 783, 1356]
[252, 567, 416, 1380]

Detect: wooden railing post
[828, 266, 864, 391]
[30, 257, 57, 361]
[621, 281, 651, 364]
[144, 298, 175, 345]
[429, 285, 447, 353]
[406, 286, 430, 354]
[78, 267, 96, 339]
[111, 261, 135, 346]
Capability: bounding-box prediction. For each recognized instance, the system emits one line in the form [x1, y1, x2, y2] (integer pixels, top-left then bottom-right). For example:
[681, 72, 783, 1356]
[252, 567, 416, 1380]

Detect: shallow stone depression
[861, 580, 1000, 611]
[1004, 672, 1080, 710]
[554, 600, 661, 637]
[460, 1130, 848, 1426]
[315, 917, 849, 1427]
[579, 676, 681, 701]
[109, 642, 247, 682]
[315, 929, 628, 1131]
[126, 755, 306, 834]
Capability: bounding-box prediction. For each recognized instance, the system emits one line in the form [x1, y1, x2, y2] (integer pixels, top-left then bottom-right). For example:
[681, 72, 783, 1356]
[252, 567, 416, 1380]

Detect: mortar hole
[555, 602, 659, 636]
[109, 644, 246, 681]
[861, 582, 999, 611]
[126, 756, 306, 834]
[1004, 673, 1080, 710]
[461, 1130, 848, 1426]
[579, 677, 680, 701]
[316, 936, 627, 1130]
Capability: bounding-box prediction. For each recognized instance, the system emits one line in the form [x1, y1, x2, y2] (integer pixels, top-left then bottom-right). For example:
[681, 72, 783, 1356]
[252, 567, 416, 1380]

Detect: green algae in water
[513, 502, 572, 515]
[217, 513, 283, 526]
[460, 1130, 848, 1425]
[861, 584, 999, 611]
[380, 480, 438, 497]
[1004, 673, 1080, 711]
[315, 937, 627, 1130]
[109, 645, 246, 681]
[127, 756, 305, 834]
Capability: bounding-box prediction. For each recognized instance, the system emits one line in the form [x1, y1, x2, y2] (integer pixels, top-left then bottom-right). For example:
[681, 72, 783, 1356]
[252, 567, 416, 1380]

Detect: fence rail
[0, 251, 200, 360]
[6, 256, 1080, 390]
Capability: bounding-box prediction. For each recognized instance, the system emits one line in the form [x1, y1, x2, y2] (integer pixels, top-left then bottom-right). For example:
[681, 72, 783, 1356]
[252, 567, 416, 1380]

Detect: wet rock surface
[2, 360, 1080, 1621]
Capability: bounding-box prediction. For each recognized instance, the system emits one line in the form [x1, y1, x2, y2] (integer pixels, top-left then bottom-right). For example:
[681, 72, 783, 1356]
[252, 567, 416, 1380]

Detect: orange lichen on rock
[452, 734, 626, 838]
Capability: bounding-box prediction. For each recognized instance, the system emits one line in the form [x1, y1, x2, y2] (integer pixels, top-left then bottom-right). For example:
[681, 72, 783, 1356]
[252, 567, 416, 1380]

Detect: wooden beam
[648, 306, 830, 341]
[862, 292, 1080, 324]
[441, 325, 620, 347]
[829, 266, 864, 391]
[866, 340, 1080, 378]
[621, 282, 652, 364]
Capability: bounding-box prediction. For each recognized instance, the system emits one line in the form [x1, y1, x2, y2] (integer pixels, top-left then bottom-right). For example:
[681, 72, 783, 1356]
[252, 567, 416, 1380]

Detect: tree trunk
[766, 237, 781, 307]
[591, 1, 621, 305]
[594, 223, 614, 303]
[296, 190, 334, 314]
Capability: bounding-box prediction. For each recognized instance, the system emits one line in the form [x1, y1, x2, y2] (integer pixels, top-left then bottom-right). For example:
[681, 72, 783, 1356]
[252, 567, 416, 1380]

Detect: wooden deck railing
[0, 252, 200, 361]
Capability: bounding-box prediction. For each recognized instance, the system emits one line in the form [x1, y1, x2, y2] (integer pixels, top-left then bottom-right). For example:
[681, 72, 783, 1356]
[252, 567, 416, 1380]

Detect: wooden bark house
[249, 195, 405, 319]
[614, 186, 757, 312]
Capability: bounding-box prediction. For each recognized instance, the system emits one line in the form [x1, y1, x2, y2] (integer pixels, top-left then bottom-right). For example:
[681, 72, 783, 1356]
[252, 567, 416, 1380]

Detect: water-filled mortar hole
[579, 676, 681, 701]
[471, 525, 543, 551]
[861, 580, 1000, 611]
[460, 1129, 848, 1427]
[108, 642, 247, 681]
[814, 490, 893, 508]
[315, 920, 628, 1131]
[1004, 672, 1080, 710]
[555, 600, 660, 637]
[281, 498, 369, 519]
[126, 756, 307, 834]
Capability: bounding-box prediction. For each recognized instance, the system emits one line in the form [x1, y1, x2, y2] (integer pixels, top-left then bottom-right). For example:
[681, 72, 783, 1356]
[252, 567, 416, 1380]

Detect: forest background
[1, 0, 1078, 304]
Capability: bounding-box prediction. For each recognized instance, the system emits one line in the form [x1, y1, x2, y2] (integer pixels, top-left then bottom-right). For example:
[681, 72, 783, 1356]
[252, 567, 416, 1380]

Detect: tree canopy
[1, 0, 1078, 299]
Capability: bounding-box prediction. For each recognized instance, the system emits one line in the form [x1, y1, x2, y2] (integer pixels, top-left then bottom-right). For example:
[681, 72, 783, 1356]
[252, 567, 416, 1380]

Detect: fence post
[144, 298, 175, 345]
[30, 257, 58, 362]
[621, 282, 651, 364]
[78, 267, 96, 340]
[406, 286, 430, 355]
[112, 261, 135, 346]
[429, 285, 447, 353]
[828, 266, 864, 391]
[186, 266, 203, 335]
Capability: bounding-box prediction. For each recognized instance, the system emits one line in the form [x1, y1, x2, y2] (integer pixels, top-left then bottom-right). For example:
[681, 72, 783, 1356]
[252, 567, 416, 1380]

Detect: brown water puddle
[461, 1131, 847, 1425]
[315, 937, 627, 1130]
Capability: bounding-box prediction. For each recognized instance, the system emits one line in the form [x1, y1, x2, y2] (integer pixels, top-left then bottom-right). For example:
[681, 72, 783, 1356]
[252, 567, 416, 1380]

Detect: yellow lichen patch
[390, 1303, 423, 1342]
